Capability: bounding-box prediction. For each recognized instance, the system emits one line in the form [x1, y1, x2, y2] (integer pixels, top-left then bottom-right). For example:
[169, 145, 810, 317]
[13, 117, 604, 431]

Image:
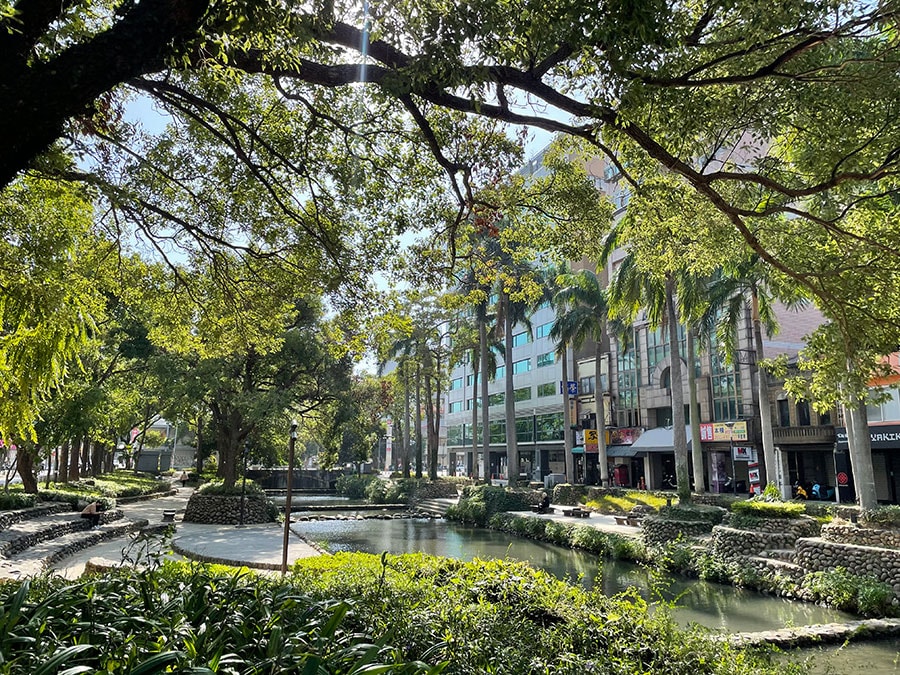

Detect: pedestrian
[179, 471, 189, 488]
[80, 501, 103, 528]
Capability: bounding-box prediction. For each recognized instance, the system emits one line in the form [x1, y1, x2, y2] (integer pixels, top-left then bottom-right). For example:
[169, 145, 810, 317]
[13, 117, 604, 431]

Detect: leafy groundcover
[0, 553, 803, 674]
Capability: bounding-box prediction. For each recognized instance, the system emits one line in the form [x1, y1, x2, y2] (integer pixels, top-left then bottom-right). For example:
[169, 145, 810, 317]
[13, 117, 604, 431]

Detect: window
[536, 413, 564, 441]
[709, 334, 744, 422]
[466, 374, 479, 386]
[492, 365, 505, 381]
[537, 382, 556, 397]
[448, 401, 463, 414]
[516, 417, 534, 443]
[778, 399, 790, 427]
[447, 425, 463, 445]
[579, 375, 596, 395]
[512, 331, 531, 347]
[488, 392, 505, 407]
[796, 400, 811, 426]
[535, 322, 554, 339]
[466, 398, 482, 410]
[537, 352, 555, 368]
[868, 389, 900, 423]
[514, 386, 531, 402]
[820, 410, 832, 425]
[513, 358, 531, 374]
[617, 330, 640, 427]
[450, 377, 463, 391]
[489, 420, 506, 444]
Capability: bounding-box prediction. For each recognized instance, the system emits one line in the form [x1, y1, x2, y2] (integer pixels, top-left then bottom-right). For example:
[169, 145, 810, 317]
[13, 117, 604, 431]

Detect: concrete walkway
[51, 485, 320, 578]
[508, 504, 644, 538]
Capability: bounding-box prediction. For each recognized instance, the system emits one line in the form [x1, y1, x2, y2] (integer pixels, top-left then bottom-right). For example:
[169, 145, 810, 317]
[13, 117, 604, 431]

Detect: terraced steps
[415, 498, 457, 517]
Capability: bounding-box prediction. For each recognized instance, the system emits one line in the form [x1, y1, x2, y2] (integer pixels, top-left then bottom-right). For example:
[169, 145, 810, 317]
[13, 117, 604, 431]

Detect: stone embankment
[728, 617, 900, 648]
[712, 516, 820, 559]
[642, 518, 713, 545]
[294, 510, 441, 522]
[183, 494, 270, 524]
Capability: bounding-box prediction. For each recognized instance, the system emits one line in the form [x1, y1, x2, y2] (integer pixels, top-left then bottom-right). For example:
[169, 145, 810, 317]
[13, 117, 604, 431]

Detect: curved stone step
[0, 503, 71, 532]
[757, 548, 795, 562]
[0, 509, 124, 558]
[0, 518, 150, 578]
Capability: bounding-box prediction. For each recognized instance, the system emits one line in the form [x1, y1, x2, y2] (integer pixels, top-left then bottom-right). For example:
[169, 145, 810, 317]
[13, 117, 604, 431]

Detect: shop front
[835, 424, 900, 504]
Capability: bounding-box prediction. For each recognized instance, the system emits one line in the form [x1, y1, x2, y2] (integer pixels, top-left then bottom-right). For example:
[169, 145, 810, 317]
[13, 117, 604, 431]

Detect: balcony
[773, 425, 836, 445]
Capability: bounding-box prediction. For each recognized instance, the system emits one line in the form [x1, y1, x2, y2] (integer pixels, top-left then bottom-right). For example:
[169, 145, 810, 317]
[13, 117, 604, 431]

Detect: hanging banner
[584, 429, 599, 453]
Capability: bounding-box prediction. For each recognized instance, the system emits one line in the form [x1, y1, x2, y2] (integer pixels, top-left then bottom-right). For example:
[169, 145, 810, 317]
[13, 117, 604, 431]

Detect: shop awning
[629, 426, 692, 453]
[606, 446, 640, 458]
[571, 446, 584, 454]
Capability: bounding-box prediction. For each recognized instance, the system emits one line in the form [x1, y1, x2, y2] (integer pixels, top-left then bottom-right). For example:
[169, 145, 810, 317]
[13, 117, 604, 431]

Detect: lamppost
[237, 440, 249, 527]
[281, 419, 298, 575]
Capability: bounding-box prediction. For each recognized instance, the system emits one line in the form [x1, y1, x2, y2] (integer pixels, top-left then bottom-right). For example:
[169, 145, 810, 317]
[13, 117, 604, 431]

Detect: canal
[295, 513, 900, 673]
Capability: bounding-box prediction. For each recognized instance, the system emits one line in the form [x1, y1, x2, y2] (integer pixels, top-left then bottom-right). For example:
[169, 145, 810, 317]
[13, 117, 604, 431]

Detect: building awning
[607, 446, 640, 458]
[571, 446, 584, 454]
[629, 426, 693, 453]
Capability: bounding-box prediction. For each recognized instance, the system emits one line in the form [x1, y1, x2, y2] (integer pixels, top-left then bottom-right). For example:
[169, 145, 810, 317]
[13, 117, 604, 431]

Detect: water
[791, 639, 900, 674]
[296, 517, 855, 633]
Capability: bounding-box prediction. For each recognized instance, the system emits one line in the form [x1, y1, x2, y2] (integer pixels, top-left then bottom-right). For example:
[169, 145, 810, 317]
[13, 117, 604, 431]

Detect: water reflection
[296, 517, 855, 633]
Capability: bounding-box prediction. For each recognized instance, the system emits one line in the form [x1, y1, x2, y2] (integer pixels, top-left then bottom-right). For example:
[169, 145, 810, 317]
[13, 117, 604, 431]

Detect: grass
[583, 490, 671, 513]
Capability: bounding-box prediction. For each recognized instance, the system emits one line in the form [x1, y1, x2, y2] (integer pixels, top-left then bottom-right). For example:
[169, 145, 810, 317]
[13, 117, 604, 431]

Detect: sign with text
[560, 380, 578, 396]
[608, 427, 638, 445]
[700, 421, 748, 442]
[584, 429, 599, 453]
[732, 445, 753, 461]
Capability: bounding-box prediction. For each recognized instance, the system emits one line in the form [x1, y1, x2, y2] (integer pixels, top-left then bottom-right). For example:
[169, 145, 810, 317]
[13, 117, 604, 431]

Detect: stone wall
[0, 503, 69, 531]
[641, 517, 712, 546]
[711, 525, 801, 558]
[795, 537, 900, 595]
[183, 493, 271, 524]
[725, 515, 820, 537]
[0, 508, 124, 557]
[415, 481, 460, 499]
[822, 523, 900, 549]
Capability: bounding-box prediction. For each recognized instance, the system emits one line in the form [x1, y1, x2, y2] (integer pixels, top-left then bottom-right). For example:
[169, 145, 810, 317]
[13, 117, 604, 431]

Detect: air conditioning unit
[544, 473, 566, 490]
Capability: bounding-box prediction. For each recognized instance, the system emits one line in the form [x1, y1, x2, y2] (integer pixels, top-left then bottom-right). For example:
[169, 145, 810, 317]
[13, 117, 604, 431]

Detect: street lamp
[281, 419, 298, 575]
[237, 440, 249, 527]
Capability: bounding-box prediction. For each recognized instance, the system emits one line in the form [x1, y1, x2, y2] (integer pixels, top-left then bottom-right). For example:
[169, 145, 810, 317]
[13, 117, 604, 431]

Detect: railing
[773, 425, 835, 444]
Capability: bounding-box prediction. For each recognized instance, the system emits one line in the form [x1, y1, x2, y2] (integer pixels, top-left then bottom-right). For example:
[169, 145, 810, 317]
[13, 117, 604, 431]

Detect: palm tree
[552, 269, 612, 486]
[707, 256, 807, 495]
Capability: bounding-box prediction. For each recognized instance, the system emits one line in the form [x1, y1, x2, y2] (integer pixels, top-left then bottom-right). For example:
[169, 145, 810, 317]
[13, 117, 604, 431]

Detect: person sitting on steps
[80, 501, 104, 529]
[538, 492, 551, 513]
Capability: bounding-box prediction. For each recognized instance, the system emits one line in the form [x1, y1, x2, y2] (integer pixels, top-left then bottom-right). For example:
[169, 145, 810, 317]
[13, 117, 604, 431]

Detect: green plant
[731, 499, 805, 519]
[658, 504, 725, 524]
[802, 567, 895, 616]
[334, 473, 377, 499]
[0, 492, 37, 509]
[860, 505, 900, 529]
[197, 479, 265, 496]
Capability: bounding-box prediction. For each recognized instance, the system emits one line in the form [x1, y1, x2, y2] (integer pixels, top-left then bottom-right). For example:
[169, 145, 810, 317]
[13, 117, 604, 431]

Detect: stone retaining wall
[711, 525, 800, 558]
[794, 537, 900, 595]
[183, 493, 271, 524]
[0, 509, 124, 557]
[44, 518, 150, 570]
[0, 503, 70, 531]
[822, 523, 900, 549]
[641, 517, 712, 545]
[415, 481, 460, 499]
[725, 515, 820, 537]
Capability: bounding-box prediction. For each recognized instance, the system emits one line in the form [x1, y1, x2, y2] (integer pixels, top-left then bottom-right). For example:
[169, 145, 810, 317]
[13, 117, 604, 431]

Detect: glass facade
[450, 377, 463, 391]
[537, 352, 555, 368]
[537, 382, 556, 397]
[488, 392, 505, 407]
[535, 322, 554, 339]
[709, 341, 744, 421]
[512, 331, 531, 347]
[513, 358, 531, 374]
[616, 331, 640, 427]
[514, 386, 531, 401]
[536, 413, 564, 441]
[448, 401, 463, 414]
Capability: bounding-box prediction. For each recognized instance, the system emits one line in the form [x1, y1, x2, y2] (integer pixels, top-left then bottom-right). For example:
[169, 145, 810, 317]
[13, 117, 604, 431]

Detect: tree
[553, 269, 612, 487]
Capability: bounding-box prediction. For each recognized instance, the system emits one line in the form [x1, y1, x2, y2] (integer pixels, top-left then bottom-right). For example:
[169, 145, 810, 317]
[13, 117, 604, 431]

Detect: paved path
[51, 485, 320, 578]
[508, 504, 644, 538]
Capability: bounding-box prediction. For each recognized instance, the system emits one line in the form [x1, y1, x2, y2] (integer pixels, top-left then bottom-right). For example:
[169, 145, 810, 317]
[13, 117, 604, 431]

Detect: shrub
[860, 505, 900, 529]
[730, 499, 805, 519]
[0, 492, 37, 509]
[802, 567, 895, 616]
[658, 504, 725, 525]
[334, 473, 377, 499]
[198, 479, 265, 496]
[448, 485, 531, 526]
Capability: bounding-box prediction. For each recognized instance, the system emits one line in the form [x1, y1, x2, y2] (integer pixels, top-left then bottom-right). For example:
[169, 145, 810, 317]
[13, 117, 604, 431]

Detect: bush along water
[445, 485, 533, 526]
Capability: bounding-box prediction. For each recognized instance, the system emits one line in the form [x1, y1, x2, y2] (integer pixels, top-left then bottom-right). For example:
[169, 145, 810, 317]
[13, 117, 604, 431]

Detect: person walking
[179, 471, 189, 488]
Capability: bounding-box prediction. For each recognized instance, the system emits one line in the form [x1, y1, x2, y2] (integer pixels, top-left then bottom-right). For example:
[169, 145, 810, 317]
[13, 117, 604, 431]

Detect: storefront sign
[608, 427, 638, 445]
[836, 424, 900, 451]
[732, 445, 753, 461]
[701, 421, 748, 442]
[585, 429, 599, 453]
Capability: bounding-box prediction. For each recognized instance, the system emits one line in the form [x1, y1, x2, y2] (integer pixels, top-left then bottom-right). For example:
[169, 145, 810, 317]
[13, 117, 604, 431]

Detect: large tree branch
[0, 0, 210, 187]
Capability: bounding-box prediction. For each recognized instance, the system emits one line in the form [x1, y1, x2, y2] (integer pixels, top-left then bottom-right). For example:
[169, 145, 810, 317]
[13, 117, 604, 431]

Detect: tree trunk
[195, 414, 204, 476]
[17, 445, 38, 493]
[414, 361, 423, 478]
[595, 339, 610, 487]
[846, 393, 877, 510]
[92, 442, 103, 477]
[402, 362, 411, 479]
[470, 354, 479, 480]
[429, 353, 441, 480]
[751, 289, 778, 494]
[666, 277, 691, 504]
[59, 441, 69, 484]
[562, 344, 575, 484]
[69, 436, 82, 481]
[480, 321, 490, 482]
[687, 328, 705, 492]
[503, 298, 518, 486]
